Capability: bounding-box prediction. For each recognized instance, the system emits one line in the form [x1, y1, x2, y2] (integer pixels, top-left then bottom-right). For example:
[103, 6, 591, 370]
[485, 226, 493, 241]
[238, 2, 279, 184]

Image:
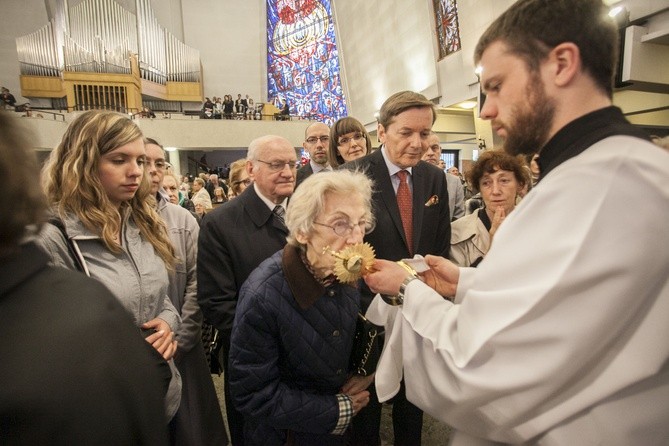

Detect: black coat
[0, 243, 169, 445]
[197, 185, 288, 334]
[295, 162, 314, 188]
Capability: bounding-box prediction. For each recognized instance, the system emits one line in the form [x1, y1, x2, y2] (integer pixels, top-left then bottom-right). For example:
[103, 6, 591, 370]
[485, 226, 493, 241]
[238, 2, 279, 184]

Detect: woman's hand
[142, 318, 178, 360]
[341, 373, 374, 395]
[489, 206, 506, 240]
[346, 390, 371, 416]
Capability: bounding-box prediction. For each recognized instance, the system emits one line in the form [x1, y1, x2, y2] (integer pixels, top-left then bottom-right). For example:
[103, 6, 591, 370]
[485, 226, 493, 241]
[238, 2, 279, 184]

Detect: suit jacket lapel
[411, 162, 426, 250]
[243, 186, 288, 235]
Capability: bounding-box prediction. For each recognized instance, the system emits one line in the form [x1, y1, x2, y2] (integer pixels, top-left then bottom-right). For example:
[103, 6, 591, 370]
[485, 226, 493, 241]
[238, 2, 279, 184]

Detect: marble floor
[212, 374, 452, 445]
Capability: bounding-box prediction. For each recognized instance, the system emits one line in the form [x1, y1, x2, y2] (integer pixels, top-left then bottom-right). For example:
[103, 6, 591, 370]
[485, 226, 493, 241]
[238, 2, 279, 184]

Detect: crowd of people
[2, 0, 668, 445]
[201, 94, 262, 120]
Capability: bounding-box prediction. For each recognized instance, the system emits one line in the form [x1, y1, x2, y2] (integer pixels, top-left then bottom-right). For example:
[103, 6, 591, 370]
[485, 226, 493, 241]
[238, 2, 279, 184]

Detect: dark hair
[328, 116, 372, 167]
[474, 0, 618, 96]
[144, 137, 164, 153]
[0, 112, 46, 257]
[467, 150, 527, 193]
[378, 91, 436, 128]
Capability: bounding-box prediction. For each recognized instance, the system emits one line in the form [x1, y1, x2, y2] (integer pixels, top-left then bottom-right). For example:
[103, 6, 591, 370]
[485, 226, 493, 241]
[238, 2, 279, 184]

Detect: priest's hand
[419, 255, 460, 298]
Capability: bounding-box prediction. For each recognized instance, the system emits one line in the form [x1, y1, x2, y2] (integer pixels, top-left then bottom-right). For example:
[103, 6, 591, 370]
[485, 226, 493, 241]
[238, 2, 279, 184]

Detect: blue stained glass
[267, 0, 347, 125]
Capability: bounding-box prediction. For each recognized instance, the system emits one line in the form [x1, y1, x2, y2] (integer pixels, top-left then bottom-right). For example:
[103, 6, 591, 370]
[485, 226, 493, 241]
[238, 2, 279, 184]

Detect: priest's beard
[499, 75, 556, 157]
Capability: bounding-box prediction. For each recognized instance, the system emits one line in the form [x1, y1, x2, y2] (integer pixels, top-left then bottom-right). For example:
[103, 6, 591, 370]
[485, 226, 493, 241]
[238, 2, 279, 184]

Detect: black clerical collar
[537, 106, 650, 180]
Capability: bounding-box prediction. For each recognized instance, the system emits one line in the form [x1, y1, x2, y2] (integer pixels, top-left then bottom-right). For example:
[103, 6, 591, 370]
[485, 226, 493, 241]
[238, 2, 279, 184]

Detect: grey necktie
[273, 205, 285, 226]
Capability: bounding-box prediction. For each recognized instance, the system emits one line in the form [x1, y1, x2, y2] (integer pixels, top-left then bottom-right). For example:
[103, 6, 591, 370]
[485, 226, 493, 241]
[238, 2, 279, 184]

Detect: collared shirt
[310, 160, 332, 174]
[380, 145, 413, 194]
[253, 183, 288, 213]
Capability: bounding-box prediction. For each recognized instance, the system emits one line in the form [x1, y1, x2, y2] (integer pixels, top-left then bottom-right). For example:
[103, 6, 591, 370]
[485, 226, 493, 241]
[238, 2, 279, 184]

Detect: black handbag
[349, 313, 383, 376]
[201, 323, 223, 375]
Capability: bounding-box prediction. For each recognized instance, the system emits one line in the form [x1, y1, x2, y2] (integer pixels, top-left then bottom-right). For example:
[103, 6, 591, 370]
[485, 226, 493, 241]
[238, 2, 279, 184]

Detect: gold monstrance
[326, 242, 376, 283]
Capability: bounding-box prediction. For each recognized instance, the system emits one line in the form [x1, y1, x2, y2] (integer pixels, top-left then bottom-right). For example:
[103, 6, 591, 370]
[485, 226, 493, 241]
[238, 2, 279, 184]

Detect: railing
[12, 106, 66, 121]
[67, 104, 139, 114]
[32, 109, 66, 121]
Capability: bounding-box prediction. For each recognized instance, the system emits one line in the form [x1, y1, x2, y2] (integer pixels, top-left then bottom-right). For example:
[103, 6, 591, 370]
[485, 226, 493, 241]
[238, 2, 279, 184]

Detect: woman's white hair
[285, 169, 375, 248]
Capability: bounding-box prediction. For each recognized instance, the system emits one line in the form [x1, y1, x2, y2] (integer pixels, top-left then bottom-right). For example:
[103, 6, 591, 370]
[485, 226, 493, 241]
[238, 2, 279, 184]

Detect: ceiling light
[457, 101, 477, 109]
[608, 6, 623, 17]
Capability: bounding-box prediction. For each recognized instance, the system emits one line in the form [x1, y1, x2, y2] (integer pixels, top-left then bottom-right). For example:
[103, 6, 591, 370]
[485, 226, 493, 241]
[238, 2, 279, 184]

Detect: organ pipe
[16, 0, 199, 83]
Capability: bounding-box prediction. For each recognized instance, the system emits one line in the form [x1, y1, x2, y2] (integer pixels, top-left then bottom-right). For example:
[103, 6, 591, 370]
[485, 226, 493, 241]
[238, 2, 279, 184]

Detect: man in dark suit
[296, 121, 331, 188]
[344, 91, 451, 445]
[197, 135, 297, 445]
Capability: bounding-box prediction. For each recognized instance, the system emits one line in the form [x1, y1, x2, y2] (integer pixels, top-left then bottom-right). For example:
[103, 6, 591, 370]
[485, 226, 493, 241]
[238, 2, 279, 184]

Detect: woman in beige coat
[450, 150, 527, 267]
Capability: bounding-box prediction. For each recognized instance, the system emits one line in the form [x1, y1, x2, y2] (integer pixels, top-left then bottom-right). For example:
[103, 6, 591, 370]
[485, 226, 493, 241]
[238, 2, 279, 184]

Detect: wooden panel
[165, 81, 202, 101]
[20, 75, 65, 98]
[262, 102, 280, 121]
[62, 71, 140, 88]
[141, 79, 168, 100]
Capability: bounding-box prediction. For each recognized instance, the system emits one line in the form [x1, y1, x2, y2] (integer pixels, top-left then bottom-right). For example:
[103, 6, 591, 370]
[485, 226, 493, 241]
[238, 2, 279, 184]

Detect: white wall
[332, 0, 438, 126]
[181, 0, 265, 103]
[436, 0, 515, 107]
[0, 0, 49, 104]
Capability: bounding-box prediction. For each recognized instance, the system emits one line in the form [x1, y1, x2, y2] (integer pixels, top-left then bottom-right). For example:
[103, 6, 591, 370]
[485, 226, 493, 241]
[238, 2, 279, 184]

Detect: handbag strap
[48, 216, 86, 273]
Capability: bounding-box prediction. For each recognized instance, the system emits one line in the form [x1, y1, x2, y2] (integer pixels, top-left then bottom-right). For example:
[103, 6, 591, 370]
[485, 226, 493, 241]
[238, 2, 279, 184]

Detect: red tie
[396, 170, 413, 254]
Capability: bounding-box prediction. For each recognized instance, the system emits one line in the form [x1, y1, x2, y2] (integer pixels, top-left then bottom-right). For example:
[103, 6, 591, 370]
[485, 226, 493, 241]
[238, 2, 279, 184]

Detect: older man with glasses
[197, 135, 297, 445]
[296, 122, 332, 188]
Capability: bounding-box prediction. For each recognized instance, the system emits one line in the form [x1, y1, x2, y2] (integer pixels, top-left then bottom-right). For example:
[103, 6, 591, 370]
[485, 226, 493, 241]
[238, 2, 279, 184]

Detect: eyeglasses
[338, 133, 366, 146]
[233, 178, 252, 187]
[147, 160, 167, 170]
[305, 136, 330, 144]
[313, 220, 372, 237]
[256, 159, 297, 172]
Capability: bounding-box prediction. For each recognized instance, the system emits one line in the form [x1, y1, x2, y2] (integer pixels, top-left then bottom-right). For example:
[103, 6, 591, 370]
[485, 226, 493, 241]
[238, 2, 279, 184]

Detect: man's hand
[364, 260, 413, 296]
[419, 255, 460, 298]
[142, 318, 178, 360]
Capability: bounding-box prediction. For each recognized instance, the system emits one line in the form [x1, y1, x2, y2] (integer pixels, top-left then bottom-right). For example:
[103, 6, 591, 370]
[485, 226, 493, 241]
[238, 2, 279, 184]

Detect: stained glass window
[433, 0, 462, 59]
[267, 0, 347, 125]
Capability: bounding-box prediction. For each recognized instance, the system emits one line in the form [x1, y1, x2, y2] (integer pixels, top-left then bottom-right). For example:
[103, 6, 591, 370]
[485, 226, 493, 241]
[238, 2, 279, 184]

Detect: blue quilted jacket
[229, 245, 360, 445]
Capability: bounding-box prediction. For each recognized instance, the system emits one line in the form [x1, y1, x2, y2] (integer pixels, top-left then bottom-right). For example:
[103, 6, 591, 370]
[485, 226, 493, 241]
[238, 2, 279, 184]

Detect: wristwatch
[381, 275, 417, 306]
[381, 263, 418, 306]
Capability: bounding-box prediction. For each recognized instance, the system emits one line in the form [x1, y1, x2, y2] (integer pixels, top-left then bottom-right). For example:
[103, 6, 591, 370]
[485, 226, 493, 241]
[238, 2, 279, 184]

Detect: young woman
[212, 186, 228, 204]
[37, 110, 183, 420]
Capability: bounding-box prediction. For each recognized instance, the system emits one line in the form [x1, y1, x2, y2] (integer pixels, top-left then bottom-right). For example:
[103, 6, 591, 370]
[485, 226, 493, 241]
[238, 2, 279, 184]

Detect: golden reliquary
[326, 242, 376, 283]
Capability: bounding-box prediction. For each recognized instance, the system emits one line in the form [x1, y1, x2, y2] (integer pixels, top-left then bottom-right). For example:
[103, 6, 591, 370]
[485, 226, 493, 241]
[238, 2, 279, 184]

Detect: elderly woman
[327, 117, 373, 168]
[227, 158, 252, 198]
[450, 150, 527, 267]
[191, 177, 213, 209]
[229, 170, 375, 445]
